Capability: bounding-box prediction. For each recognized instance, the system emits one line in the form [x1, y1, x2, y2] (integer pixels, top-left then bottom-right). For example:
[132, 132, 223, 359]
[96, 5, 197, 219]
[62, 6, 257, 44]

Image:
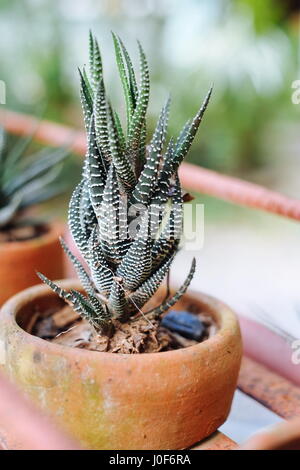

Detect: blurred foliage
[0, 0, 299, 174]
[236, 0, 282, 33]
[0, 131, 81, 225]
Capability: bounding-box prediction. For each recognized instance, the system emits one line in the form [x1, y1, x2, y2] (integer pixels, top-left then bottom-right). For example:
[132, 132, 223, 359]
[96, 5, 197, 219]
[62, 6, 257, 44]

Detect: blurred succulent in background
[0, 129, 69, 231]
[38, 32, 210, 336]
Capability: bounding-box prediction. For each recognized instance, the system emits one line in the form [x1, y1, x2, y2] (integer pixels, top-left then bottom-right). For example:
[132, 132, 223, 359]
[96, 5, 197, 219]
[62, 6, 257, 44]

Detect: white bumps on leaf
[39, 34, 211, 331]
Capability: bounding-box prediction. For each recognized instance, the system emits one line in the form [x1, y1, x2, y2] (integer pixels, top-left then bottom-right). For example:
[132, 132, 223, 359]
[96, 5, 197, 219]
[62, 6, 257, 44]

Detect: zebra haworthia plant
[38, 32, 211, 335]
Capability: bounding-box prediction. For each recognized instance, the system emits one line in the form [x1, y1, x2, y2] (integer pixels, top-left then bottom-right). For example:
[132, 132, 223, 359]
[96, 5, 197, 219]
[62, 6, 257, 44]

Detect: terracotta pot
[239, 315, 300, 386]
[241, 418, 300, 450]
[0, 222, 65, 306]
[0, 280, 242, 450]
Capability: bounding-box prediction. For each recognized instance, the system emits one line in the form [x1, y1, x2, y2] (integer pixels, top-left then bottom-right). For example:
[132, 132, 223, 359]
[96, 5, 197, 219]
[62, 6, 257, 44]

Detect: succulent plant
[38, 32, 211, 335]
[0, 130, 68, 230]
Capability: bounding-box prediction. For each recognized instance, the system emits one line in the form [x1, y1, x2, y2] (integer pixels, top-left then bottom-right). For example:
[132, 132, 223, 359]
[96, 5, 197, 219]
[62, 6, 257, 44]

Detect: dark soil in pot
[24, 295, 218, 354]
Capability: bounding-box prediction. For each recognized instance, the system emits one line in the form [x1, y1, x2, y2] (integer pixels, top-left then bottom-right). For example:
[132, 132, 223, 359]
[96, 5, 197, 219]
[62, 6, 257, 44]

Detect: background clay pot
[0, 222, 65, 306]
[239, 315, 300, 386]
[241, 417, 300, 450]
[0, 280, 242, 450]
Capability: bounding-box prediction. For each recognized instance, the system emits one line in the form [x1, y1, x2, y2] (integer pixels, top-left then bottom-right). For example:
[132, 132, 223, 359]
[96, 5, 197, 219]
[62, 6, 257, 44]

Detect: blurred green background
[0, 0, 299, 178]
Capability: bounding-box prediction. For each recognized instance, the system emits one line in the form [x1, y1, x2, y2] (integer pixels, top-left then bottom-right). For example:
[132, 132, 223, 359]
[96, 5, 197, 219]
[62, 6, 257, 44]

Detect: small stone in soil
[161, 310, 206, 341]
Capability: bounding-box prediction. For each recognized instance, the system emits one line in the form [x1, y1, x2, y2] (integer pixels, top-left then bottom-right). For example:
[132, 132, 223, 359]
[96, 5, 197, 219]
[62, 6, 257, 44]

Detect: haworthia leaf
[128, 41, 150, 152]
[82, 67, 93, 100]
[117, 35, 138, 105]
[87, 225, 113, 294]
[128, 252, 174, 311]
[89, 30, 95, 81]
[37, 272, 74, 304]
[59, 237, 96, 297]
[151, 177, 182, 269]
[94, 79, 111, 161]
[131, 98, 170, 206]
[146, 258, 196, 317]
[107, 104, 136, 190]
[70, 289, 110, 329]
[112, 32, 134, 133]
[86, 116, 106, 215]
[171, 87, 212, 172]
[36, 273, 95, 325]
[116, 212, 152, 291]
[79, 68, 93, 131]
[98, 164, 128, 263]
[68, 181, 89, 257]
[91, 36, 103, 90]
[150, 137, 175, 208]
[37, 34, 208, 327]
[112, 110, 126, 154]
[108, 279, 126, 318]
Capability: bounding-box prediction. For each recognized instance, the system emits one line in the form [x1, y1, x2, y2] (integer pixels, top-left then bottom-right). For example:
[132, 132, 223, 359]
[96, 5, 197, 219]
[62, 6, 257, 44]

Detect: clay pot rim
[0, 220, 64, 252]
[1, 278, 240, 362]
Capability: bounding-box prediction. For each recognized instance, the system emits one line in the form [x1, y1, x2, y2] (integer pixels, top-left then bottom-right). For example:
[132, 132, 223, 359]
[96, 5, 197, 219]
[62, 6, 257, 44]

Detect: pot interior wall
[16, 294, 65, 332]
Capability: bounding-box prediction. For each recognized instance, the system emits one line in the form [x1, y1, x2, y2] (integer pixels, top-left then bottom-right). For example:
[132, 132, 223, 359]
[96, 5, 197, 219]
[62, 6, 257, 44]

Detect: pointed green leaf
[116, 213, 152, 291]
[172, 87, 212, 171]
[112, 32, 134, 133]
[87, 225, 113, 294]
[91, 36, 102, 90]
[128, 41, 150, 151]
[131, 98, 170, 206]
[68, 181, 90, 257]
[117, 35, 138, 105]
[94, 79, 111, 161]
[79, 68, 93, 131]
[146, 258, 196, 317]
[128, 253, 174, 311]
[98, 164, 128, 264]
[107, 104, 136, 190]
[108, 279, 126, 318]
[86, 116, 107, 216]
[59, 237, 96, 296]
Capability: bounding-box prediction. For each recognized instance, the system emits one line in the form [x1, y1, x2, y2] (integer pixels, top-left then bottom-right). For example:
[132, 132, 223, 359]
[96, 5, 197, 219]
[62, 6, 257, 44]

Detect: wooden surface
[191, 431, 237, 450]
[238, 357, 300, 419]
